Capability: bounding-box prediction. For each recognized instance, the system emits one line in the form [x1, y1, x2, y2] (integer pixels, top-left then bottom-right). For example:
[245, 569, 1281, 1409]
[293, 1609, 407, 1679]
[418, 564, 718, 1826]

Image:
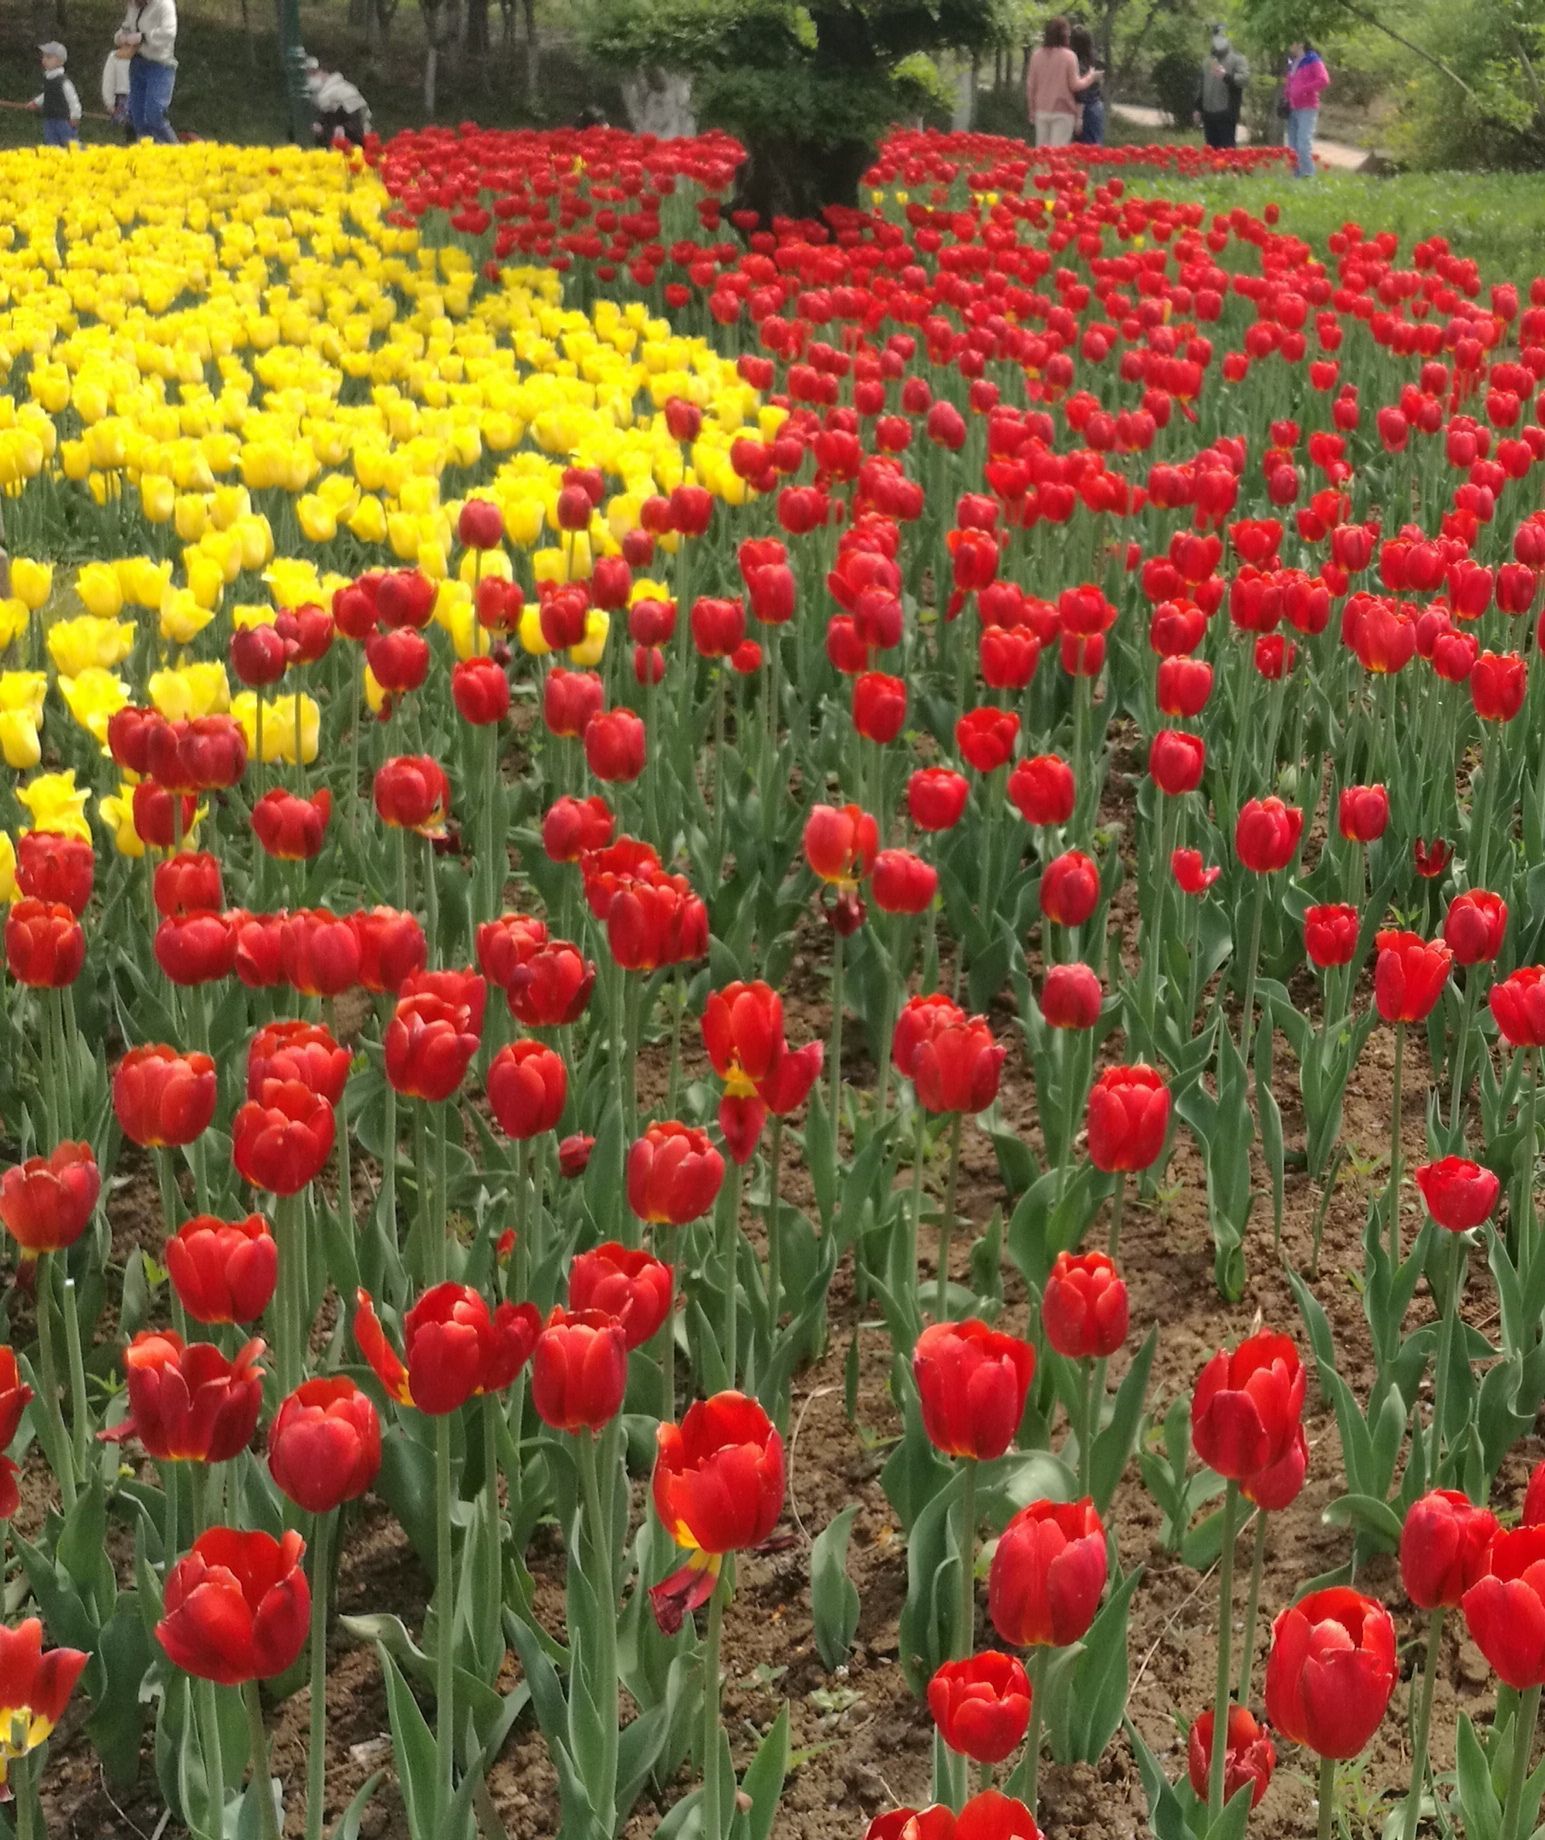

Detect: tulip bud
[927, 1652, 1032, 1765]
[157, 1528, 310, 1684]
[531, 1308, 629, 1433]
[1400, 1489, 1497, 1610]
[988, 1497, 1108, 1648]
[1042, 1251, 1128, 1360]
[913, 1319, 1035, 1461]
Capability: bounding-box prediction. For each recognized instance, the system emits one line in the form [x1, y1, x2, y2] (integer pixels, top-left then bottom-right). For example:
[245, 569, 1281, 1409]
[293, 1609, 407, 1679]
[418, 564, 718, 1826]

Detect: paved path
[1108, 100, 1371, 170]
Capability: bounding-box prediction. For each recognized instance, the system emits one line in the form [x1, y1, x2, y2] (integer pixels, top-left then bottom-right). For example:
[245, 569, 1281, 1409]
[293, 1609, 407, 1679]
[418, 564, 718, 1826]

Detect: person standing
[101, 43, 134, 140]
[1194, 24, 1249, 148]
[116, 0, 178, 145]
[1284, 38, 1330, 177]
[1025, 15, 1102, 148]
[1069, 23, 1105, 144]
[29, 42, 81, 146]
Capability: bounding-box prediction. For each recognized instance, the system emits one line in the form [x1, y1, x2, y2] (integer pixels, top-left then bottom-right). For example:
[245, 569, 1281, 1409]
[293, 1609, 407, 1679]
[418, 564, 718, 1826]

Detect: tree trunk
[731, 131, 871, 224]
[420, 0, 439, 112]
[967, 51, 979, 126]
[521, 0, 538, 109]
[241, 0, 257, 71]
[464, 0, 488, 64]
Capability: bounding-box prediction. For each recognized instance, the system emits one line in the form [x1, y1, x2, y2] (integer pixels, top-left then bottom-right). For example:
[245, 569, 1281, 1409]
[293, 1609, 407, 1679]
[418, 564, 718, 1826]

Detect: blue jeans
[129, 55, 177, 143]
[42, 118, 76, 146]
[1288, 106, 1318, 177]
[1075, 98, 1105, 144]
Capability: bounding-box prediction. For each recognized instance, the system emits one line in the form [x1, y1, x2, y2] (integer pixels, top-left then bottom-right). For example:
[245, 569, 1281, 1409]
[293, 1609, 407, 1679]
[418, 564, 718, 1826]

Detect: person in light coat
[115, 0, 178, 144]
[306, 57, 371, 146]
[101, 45, 133, 140]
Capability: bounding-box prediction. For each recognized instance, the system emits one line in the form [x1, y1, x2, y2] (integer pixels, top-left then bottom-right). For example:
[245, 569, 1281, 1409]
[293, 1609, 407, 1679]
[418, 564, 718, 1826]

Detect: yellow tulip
[570, 608, 610, 669]
[0, 832, 14, 904]
[517, 606, 553, 657]
[17, 770, 91, 844]
[150, 662, 231, 720]
[48, 615, 136, 676]
[9, 559, 51, 612]
[233, 690, 319, 764]
[75, 562, 123, 619]
[97, 783, 146, 859]
[0, 602, 29, 650]
[0, 711, 41, 771]
[58, 668, 130, 747]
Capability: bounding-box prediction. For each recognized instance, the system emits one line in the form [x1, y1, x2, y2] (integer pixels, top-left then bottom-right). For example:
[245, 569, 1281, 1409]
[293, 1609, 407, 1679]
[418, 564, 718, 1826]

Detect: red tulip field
[5, 123, 1545, 1840]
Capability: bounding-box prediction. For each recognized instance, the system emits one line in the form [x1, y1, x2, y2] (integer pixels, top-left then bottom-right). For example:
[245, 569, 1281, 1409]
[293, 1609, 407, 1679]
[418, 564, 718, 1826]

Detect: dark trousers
[1202, 110, 1237, 148]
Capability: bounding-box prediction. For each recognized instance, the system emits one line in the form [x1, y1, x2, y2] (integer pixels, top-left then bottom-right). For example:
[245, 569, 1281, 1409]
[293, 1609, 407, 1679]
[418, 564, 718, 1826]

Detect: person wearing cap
[28, 43, 81, 147]
[1194, 24, 1250, 148]
[115, 0, 178, 144]
[306, 57, 371, 146]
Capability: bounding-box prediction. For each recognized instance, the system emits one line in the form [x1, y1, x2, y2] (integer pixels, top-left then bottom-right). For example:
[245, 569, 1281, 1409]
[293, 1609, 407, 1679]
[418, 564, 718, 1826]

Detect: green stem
[1431, 1233, 1462, 1478]
[14, 1754, 35, 1840]
[765, 1113, 784, 1346]
[201, 1674, 226, 1840]
[1023, 1646, 1047, 1813]
[1235, 1509, 1267, 1706]
[1400, 1609, 1444, 1840]
[702, 1570, 727, 1840]
[1449, 972, 1481, 1135]
[576, 1430, 619, 1831]
[828, 927, 845, 1140]
[1078, 1358, 1098, 1497]
[245, 1680, 281, 1840]
[1502, 1684, 1542, 1840]
[1108, 1171, 1126, 1260]
[60, 1274, 90, 1486]
[36, 1256, 74, 1513]
[720, 1158, 744, 1390]
[1388, 1024, 1406, 1269]
[957, 1459, 977, 1658]
[434, 1412, 455, 1828]
[305, 1511, 334, 1840]
[935, 1110, 964, 1321]
[1238, 875, 1267, 1069]
[483, 1399, 502, 1635]
[1054, 1028, 1080, 1205]
[1208, 1481, 1240, 1825]
[907, 1106, 928, 1320]
[1316, 1751, 1336, 1840]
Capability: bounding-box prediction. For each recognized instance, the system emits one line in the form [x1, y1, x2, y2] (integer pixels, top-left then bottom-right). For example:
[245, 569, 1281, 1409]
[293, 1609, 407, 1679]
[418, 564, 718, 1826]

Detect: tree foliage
[584, 0, 1001, 213]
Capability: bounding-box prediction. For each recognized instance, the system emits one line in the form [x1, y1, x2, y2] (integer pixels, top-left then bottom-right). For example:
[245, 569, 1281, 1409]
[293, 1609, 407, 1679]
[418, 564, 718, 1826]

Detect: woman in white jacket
[115, 0, 178, 143]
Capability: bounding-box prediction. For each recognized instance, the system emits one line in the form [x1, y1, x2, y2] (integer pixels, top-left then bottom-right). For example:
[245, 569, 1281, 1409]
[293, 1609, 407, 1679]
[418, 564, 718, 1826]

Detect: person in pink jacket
[1024, 15, 1102, 148]
[1285, 40, 1331, 177]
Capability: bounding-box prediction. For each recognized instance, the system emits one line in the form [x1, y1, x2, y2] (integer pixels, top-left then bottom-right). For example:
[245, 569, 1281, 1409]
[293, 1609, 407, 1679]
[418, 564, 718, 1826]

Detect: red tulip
[252, 788, 331, 861]
[956, 708, 1020, 774]
[569, 1242, 673, 1350]
[131, 781, 198, 849]
[154, 910, 236, 986]
[1085, 1065, 1170, 1172]
[1235, 797, 1303, 873]
[1373, 929, 1452, 1023]
[5, 899, 84, 988]
[1264, 1587, 1396, 1758]
[106, 1330, 264, 1463]
[1187, 1707, 1275, 1810]
[353, 1284, 539, 1415]
[457, 498, 503, 550]
[157, 1527, 310, 1684]
[0, 1348, 32, 1516]
[531, 1307, 629, 1432]
[864, 1792, 1038, 1840]
[1241, 1421, 1310, 1511]
[165, 1214, 278, 1325]
[384, 992, 479, 1102]
[1039, 850, 1100, 928]
[1040, 962, 1101, 1030]
[652, 1390, 784, 1554]
[506, 941, 595, 1028]
[1444, 890, 1507, 965]
[246, 1020, 350, 1106]
[988, 1497, 1108, 1648]
[1148, 730, 1206, 796]
[282, 908, 363, 998]
[913, 1319, 1036, 1461]
[153, 852, 223, 918]
[1191, 1330, 1305, 1482]
[17, 833, 94, 916]
[487, 1039, 567, 1140]
[605, 872, 708, 972]
[232, 1080, 335, 1194]
[583, 708, 647, 782]
[543, 668, 605, 739]
[374, 755, 450, 833]
[113, 1044, 218, 1147]
[803, 803, 879, 886]
[1414, 1156, 1500, 1230]
[353, 906, 427, 994]
[1490, 966, 1545, 1047]
[1463, 1524, 1545, 1687]
[0, 1141, 99, 1256]
[1007, 754, 1075, 827]
[0, 1619, 87, 1770]
[1337, 784, 1389, 843]
[1400, 1489, 1498, 1610]
[1042, 1251, 1129, 1360]
[1304, 902, 1359, 969]
[627, 1122, 724, 1225]
[907, 768, 970, 832]
[1472, 649, 1527, 721]
[542, 793, 614, 862]
[928, 1651, 1032, 1764]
